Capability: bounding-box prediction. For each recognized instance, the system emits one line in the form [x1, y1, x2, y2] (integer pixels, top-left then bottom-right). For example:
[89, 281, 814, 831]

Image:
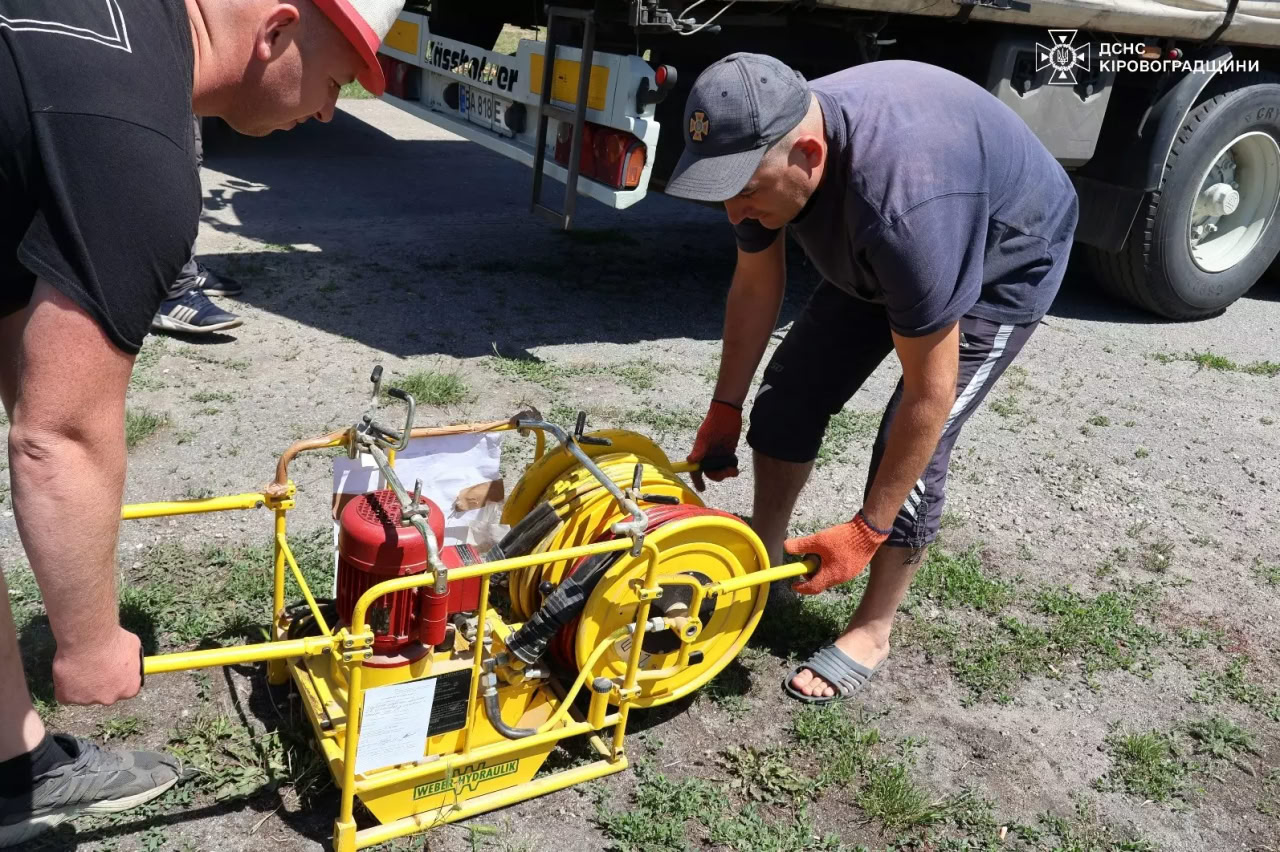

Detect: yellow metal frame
[122, 421, 808, 851]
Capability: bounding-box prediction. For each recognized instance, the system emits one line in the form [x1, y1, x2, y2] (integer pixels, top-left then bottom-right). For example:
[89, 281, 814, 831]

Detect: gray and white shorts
[746, 282, 1039, 551]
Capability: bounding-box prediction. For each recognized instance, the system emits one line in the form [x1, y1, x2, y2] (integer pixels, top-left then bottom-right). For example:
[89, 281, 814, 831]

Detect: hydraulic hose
[504, 549, 622, 665]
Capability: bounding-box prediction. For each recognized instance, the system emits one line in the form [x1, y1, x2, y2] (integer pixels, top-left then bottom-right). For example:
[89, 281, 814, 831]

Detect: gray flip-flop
[782, 644, 884, 705]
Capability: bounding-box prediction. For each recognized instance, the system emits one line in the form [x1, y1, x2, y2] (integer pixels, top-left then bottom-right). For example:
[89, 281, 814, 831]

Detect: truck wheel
[429, 0, 504, 50]
[1087, 74, 1280, 319]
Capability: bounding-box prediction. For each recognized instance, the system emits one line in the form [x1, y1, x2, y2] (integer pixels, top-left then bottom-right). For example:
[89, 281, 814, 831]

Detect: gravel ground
[3, 96, 1279, 852]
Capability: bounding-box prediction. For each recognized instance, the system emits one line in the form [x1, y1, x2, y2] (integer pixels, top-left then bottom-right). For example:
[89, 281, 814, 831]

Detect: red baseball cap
[312, 0, 405, 96]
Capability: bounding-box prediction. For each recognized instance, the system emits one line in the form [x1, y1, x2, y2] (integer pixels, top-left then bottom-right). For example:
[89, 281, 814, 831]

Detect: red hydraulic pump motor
[336, 489, 448, 662]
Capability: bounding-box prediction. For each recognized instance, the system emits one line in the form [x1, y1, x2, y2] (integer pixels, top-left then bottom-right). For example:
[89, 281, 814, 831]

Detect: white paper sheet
[331, 432, 505, 592]
[354, 676, 439, 775]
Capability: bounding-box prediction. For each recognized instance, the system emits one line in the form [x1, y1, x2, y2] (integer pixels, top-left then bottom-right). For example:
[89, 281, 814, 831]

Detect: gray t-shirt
[735, 60, 1079, 337]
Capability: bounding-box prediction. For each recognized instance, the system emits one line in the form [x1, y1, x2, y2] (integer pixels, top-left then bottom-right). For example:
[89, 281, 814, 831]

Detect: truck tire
[1086, 74, 1280, 319]
[429, 0, 504, 50]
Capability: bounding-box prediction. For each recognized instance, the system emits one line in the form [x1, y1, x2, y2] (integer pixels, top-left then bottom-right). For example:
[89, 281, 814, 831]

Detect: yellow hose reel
[502, 436, 768, 708]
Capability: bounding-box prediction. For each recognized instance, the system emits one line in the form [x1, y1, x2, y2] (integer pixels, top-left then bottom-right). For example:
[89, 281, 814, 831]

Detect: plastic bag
[463, 501, 509, 555]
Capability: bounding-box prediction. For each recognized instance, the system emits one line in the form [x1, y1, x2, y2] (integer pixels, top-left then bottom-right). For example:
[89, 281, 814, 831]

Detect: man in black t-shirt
[668, 54, 1077, 705]
[0, 0, 404, 844]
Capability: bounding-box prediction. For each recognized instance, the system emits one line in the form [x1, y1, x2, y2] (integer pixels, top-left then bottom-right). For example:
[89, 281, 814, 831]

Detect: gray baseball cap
[664, 53, 810, 203]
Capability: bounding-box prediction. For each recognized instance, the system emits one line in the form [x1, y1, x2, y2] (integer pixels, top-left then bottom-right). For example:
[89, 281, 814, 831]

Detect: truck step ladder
[530, 6, 597, 230]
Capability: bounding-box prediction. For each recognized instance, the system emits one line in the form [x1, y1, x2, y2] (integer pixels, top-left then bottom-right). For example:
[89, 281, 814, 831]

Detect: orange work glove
[687, 399, 742, 492]
[784, 510, 891, 595]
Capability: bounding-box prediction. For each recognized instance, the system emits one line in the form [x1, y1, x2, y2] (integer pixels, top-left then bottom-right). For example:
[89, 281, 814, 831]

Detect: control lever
[572, 410, 612, 447]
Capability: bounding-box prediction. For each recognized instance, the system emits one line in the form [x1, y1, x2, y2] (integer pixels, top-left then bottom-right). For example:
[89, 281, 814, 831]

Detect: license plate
[459, 84, 512, 137]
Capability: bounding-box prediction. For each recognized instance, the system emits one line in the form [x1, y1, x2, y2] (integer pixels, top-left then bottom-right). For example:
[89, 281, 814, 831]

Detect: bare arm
[712, 235, 787, 406]
[860, 322, 959, 532]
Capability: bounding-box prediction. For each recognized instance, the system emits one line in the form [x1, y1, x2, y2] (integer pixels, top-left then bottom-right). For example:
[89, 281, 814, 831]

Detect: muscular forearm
[10, 423, 126, 652]
[861, 391, 952, 531]
[714, 267, 785, 406]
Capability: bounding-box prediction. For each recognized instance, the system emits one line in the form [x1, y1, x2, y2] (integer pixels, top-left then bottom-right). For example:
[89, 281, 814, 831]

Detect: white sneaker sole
[152, 314, 243, 334]
[0, 775, 178, 848]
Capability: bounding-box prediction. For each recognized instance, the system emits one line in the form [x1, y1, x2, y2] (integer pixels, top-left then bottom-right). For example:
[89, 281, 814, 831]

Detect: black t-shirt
[0, 0, 199, 354]
[735, 61, 1079, 337]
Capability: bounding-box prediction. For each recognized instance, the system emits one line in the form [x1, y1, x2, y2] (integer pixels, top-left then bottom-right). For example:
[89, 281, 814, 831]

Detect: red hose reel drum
[337, 489, 445, 656]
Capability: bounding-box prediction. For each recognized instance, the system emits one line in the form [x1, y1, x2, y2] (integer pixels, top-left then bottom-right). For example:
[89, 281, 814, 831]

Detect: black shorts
[746, 282, 1039, 550]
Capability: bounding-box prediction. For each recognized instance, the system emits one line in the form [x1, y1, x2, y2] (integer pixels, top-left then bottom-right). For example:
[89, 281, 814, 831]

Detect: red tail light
[554, 121, 647, 190]
[377, 55, 419, 100]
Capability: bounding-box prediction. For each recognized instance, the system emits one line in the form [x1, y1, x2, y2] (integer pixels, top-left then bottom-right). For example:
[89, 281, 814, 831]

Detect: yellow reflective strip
[528, 53, 610, 111]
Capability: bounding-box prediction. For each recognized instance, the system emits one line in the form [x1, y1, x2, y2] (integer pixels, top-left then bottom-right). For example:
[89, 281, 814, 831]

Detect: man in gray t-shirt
[667, 53, 1077, 704]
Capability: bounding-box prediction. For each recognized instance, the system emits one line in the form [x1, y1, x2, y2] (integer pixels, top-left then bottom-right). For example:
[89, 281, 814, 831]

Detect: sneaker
[0, 735, 181, 848]
[152, 288, 242, 334]
[194, 263, 242, 298]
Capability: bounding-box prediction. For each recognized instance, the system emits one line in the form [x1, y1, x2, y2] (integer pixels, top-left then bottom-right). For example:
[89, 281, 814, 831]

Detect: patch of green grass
[856, 760, 953, 830]
[1033, 584, 1163, 677]
[391, 370, 469, 406]
[1003, 364, 1029, 391]
[1142, 540, 1174, 573]
[917, 618, 1050, 705]
[915, 581, 1163, 704]
[1151, 350, 1280, 377]
[1094, 729, 1188, 802]
[816, 408, 879, 466]
[224, 358, 250, 371]
[1027, 796, 1157, 851]
[190, 390, 234, 404]
[176, 346, 222, 366]
[906, 544, 1013, 615]
[493, 24, 539, 56]
[96, 715, 145, 742]
[125, 408, 168, 450]
[1254, 556, 1280, 586]
[195, 406, 220, 416]
[118, 529, 333, 652]
[611, 360, 663, 392]
[623, 406, 702, 436]
[790, 704, 881, 788]
[339, 80, 372, 99]
[488, 347, 569, 390]
[593, 760, 726, 852]
[1135, 447, 1150, 459]
[1193, 655, 1280, 721]
[129, 340, 168, 391]
[1243, 361, 1280, 377]
[989, 394, 1021, 418]
[1175, 622, 1227, 650]
[707, 805, 847, 852]
[1087, 415, 1110, 427]
[1186, 350, 1236, 371]
[167, 711, 323, 804]
[1184, 716, 1256, 763]
[701, 663, 751, 719]
[544, 402, 584, 429]
[719, 746, 815, 806]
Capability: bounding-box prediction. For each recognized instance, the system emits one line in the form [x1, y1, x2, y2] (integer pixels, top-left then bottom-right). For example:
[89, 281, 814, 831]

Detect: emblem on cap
[689, 110, 710, 142]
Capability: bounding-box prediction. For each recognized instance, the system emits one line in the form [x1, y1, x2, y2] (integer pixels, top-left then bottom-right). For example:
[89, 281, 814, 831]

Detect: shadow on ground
[195, 106, 1271, 360]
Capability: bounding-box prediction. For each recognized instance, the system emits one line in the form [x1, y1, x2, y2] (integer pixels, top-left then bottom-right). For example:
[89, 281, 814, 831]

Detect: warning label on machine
[428, 670, 471, 735]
